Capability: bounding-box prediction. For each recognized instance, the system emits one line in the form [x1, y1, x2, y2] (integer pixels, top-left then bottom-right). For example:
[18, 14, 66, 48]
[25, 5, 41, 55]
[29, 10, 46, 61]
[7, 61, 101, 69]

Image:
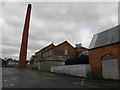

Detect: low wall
[50, 64, 92, 77]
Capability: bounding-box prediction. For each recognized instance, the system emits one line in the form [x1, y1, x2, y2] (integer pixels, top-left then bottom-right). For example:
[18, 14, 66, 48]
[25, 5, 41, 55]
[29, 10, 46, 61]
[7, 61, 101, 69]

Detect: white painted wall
[50, 64, 92, 77]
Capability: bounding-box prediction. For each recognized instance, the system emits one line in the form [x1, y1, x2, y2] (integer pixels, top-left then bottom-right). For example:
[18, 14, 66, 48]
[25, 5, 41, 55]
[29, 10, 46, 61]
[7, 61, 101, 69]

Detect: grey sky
[1, 2, 118, 60]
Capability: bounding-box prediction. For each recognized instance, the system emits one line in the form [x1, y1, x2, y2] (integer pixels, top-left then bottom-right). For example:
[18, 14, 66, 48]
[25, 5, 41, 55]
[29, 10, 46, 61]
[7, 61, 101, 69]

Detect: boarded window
[65, 50, 68, 55]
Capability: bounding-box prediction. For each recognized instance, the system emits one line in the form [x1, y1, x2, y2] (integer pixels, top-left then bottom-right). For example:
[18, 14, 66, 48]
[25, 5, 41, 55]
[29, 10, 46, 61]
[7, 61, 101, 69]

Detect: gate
[101, 54, 118, 80]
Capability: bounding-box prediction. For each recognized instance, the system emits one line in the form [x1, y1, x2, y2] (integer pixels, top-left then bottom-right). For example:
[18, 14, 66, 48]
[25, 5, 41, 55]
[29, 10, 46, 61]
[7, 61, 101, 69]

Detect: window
[65, 50, 68, 55]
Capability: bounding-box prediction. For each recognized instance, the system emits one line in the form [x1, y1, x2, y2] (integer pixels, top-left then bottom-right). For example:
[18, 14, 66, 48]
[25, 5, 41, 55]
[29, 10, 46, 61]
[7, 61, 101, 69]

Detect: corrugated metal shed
[89, 25, 120, 49]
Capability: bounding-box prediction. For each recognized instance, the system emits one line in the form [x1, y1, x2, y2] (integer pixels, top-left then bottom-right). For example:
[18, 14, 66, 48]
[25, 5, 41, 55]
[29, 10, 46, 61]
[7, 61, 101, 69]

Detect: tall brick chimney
[18, 4, 32, 68]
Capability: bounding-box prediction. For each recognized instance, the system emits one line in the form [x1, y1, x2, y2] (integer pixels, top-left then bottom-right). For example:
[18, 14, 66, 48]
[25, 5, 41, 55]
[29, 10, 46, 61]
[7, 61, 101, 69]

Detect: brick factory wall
[89, 43, 120, 79]
[54, 42, 76, 57]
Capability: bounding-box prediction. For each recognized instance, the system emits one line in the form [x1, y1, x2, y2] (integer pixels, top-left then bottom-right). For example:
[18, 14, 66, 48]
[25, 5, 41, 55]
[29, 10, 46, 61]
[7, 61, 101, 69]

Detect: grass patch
[38, 72, 56, 77]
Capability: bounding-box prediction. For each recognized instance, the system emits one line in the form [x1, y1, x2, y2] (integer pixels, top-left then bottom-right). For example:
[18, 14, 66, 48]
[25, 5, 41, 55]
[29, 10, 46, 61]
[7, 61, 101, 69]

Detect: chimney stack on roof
[75, 43, 82, 48]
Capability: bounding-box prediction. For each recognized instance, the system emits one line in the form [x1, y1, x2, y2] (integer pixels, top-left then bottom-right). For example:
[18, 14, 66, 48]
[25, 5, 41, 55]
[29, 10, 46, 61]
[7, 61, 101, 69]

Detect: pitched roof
[35, 43, 55, 54]
[55, 41, 74, 49]
[89, 25, 120, 49]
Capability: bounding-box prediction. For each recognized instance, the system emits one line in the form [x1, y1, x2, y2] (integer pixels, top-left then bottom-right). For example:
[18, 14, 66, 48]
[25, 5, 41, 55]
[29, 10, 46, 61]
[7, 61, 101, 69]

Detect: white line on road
[81, 79, 84, 85]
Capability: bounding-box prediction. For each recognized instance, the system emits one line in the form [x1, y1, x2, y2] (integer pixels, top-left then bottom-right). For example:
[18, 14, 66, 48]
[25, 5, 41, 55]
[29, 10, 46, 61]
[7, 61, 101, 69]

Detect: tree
[30, 55, 35, 64]
[2, 58, 8, 66]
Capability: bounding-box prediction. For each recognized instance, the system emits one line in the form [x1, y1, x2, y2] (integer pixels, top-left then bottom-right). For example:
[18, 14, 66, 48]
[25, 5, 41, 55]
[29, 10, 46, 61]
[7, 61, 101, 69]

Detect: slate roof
[89, 25, 120, 49]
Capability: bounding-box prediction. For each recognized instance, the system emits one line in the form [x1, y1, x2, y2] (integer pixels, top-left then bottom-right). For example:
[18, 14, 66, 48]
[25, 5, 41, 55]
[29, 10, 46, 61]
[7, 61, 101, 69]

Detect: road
[2, 67, 120, 88]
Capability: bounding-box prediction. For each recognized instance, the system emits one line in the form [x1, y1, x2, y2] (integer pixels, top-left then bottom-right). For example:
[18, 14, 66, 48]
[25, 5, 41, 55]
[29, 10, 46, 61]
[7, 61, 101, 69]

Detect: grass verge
[38, 72, 56, 77]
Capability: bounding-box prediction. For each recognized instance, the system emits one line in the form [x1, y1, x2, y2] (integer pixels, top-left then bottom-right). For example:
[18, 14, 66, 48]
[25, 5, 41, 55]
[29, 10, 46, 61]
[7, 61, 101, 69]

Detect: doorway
[101, 54, 118, 80]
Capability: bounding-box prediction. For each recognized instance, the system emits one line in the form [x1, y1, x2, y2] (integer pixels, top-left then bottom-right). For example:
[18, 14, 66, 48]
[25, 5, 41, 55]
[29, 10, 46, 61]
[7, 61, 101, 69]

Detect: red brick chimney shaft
[18, 4, 32, 68]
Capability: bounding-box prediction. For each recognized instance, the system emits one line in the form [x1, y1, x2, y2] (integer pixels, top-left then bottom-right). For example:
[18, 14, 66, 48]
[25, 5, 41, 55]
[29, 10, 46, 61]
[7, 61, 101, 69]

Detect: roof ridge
[35, 43, 55, 54]
[55, 40, 74, 48]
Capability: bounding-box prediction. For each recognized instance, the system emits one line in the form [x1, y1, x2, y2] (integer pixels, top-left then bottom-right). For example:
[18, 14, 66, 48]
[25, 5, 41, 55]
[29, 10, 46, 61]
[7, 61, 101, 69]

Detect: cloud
[1, 2, 118, 60]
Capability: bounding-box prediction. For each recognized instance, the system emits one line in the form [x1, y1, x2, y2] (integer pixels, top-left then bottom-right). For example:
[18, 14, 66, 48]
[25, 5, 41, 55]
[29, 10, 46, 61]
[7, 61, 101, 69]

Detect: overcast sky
[1, 2, 118, 60]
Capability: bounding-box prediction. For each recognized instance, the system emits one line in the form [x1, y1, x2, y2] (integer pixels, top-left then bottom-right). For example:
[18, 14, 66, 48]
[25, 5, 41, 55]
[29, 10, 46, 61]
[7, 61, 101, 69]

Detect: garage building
[89, 25, 120, 80]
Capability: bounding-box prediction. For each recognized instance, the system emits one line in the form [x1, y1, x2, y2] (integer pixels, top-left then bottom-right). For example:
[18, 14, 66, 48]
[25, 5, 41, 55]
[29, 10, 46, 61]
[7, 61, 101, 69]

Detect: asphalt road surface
[2, 67, 120, 88]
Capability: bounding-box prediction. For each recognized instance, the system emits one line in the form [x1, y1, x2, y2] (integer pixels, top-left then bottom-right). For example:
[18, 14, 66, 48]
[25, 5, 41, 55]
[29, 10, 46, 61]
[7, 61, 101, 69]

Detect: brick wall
[75, 47, 87, 52]
[35, 44, 55, 60]
[54, 41, 76, 57]
[89, 43, 120, 78]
